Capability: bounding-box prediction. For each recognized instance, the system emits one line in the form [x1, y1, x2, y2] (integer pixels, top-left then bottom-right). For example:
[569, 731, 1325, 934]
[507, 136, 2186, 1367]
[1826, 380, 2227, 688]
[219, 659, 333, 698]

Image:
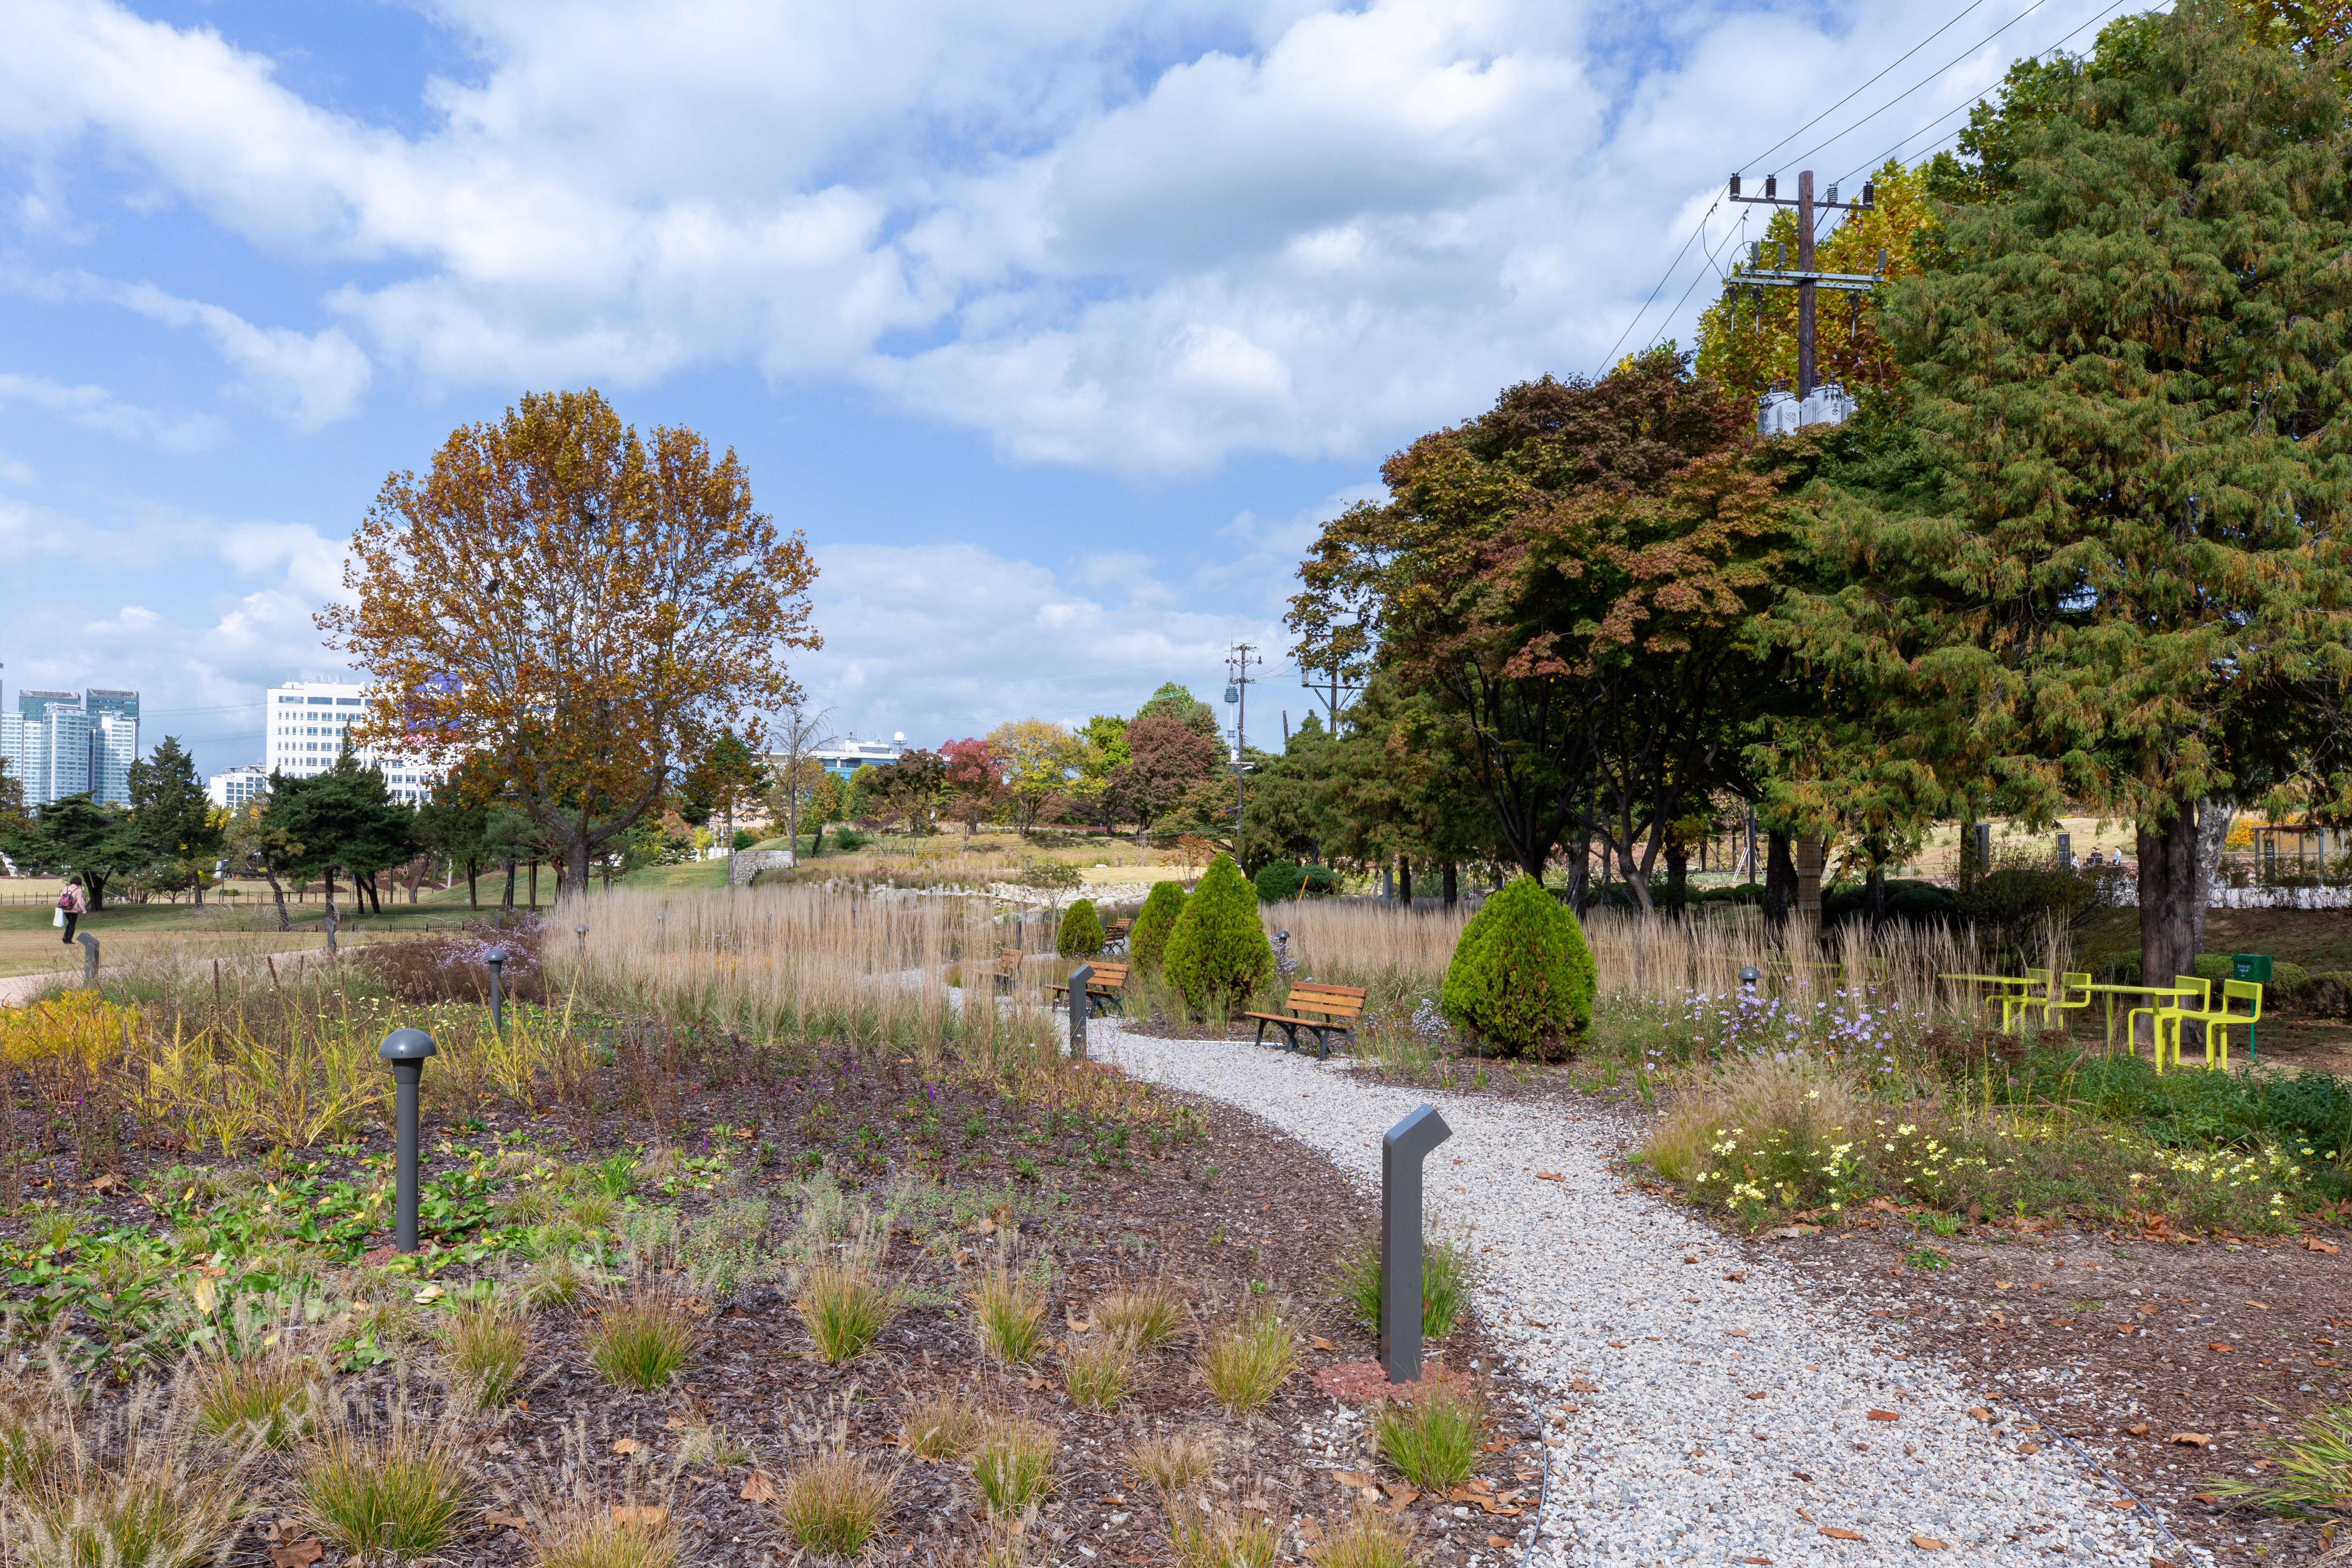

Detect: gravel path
[1088, 1024, 2209, 1567]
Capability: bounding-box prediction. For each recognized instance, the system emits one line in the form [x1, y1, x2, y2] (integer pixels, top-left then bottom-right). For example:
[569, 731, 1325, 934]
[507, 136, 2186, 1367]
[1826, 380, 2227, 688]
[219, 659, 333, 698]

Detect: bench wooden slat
[1243, 982, 1368, 1059]
[1045, 961, 1131, 1016]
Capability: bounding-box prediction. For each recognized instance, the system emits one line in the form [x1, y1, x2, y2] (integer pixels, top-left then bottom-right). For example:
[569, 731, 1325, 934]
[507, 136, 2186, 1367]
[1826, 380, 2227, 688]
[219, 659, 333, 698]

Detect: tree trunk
[528, 859, 539, 909]
[502, 858, 517, 913]
[1441, 860, 1458, 910]
[263, 863, 291, 930]
[466, 859, 479, 910]
[323, 869, 338, 923]
[2138, 800, 2203, 989]
[1397, 860, 1413, 906]
[1664, 836, 1688, 917]
[1864, 854, 1887, 928]
[1763, 830, 1796, 930]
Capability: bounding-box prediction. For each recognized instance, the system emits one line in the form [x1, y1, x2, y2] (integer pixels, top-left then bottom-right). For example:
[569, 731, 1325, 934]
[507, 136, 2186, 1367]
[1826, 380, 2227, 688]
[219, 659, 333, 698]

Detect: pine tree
[1130, 881, 1188, 971]
[1057, 897, 1105, 957]
[1162, 854, 1274, 1014]
[1440, 875, 1595, 1056]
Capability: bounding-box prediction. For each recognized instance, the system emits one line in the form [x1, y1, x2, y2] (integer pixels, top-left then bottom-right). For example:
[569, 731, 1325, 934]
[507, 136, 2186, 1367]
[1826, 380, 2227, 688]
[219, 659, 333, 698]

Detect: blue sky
[0, 0, 2130, 778]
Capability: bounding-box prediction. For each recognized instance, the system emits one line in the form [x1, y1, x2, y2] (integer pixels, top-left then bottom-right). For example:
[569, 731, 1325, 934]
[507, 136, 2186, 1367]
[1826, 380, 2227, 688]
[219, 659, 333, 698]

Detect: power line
[1836, 0, 2134, 184]
[1743, 0, 1997, 172]
[1598, 199, 1720, 374]
[1645, 206, 1747, 351]
[1771, 0, 2061, 177]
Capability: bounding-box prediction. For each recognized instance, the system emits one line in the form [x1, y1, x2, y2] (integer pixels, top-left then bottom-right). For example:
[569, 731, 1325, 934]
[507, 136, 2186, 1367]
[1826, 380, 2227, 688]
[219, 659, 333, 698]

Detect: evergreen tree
[1130, 880, 1188, 971]
[1785, 0, 2352, 980]
[1162, 854, 1274, 1014]
[1057, 897, 1106, 957]
[8, 794, 141, 909]
[1440, 874, 1596, 1057]
[128, 735, 220, 898]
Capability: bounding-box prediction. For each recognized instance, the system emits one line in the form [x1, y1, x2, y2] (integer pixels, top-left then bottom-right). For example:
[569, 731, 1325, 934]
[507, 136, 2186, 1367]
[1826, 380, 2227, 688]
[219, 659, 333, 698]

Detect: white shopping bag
[52, 908, 66, 928]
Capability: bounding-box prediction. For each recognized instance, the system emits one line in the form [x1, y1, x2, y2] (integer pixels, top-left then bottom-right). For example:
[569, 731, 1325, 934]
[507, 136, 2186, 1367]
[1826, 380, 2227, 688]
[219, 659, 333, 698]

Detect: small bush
[1371, 1383, 1482, 1492]
[970, 1422, 1057, 1519]
[191, 1356, 313, 1447]
[1130, 882, 1188, 972]
[1170, 1507, 1280, 1568]
[971, 1266, 1046, 1365]
[1063, 1338, 1134, 1408]
[1057, 899, 1106, 957]
[1334, 1236, 1468, 1340]
[442, 1299, 531, 1411]
[2205, 1402, 2352, 1518]
[1254, 863, 1307, 904]
[296, 1410, 471, 1560]
[799, 1260, 898, 1364]
[1163, 855, 1274, 1015]
[12, 1390, 239, 1568]
[521, 1253, 598, 1309]
[778, 1450, 895, 1557]
[1200, 1308, 1296, 1415]
[903, 1394, 986, 1461]
[1311, 1508, 1420, 1568]
[1124, 1431, 1213, 1496]
[535, 1504, 680, 1568]
[1439, 875, 1594, 1056]
[1094, 1286, 1183, 1351]
[588, 1288, 696, 1391]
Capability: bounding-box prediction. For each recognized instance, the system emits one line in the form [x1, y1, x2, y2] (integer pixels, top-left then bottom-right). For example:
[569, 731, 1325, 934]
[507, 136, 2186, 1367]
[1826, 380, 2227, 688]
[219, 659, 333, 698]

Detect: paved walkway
[1084, 1022, 2205, 1567]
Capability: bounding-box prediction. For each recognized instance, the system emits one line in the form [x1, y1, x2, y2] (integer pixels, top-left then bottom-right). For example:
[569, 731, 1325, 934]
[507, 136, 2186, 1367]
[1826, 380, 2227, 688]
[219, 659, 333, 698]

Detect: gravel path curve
[1089, 1024, 2208, 1567]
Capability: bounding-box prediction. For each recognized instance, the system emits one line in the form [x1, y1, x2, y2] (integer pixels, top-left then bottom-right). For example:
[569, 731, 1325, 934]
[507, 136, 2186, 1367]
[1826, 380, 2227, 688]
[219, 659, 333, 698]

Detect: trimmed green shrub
[1440, 874, 1595, 1056]
[1254, 863, 1306, 904]
[1302, 865, 1341, 896]
[1057, 898, 1105, 957]
[1130, 881, 1188, 971]
[1163, 855, 1274, 1014]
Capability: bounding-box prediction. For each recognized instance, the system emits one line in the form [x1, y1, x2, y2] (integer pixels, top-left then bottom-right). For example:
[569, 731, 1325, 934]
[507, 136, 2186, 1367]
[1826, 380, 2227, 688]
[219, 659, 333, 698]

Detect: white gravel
[1087, 1023, 2211, 1568]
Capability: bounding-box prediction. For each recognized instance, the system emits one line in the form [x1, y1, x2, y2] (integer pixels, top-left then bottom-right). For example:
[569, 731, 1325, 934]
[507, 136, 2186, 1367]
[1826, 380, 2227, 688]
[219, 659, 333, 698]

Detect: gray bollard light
[1381, 1103, 1453, 1385]
[1738, 966, 1760, 990]
[485, 949, 508, 1036]
[1068, 963, 1092, 1063]
[379, 1028, 438, 1253]
[77, 933, 99, 985]
[575, 923, 588, 959]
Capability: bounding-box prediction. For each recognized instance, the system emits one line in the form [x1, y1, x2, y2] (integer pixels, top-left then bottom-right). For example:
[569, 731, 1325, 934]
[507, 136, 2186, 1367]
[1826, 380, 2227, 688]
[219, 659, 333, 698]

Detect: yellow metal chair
[2156, 979, 2263, 1071]
[2042, 971, 2092, 1032]
[2000, 968, 2055, 1033]
[2130, 976, 2208, 1071]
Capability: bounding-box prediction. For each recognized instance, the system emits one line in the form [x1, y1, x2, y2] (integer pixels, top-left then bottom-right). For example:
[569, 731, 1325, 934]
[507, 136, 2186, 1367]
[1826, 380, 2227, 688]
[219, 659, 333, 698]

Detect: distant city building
[0, 686, 136, 808]
[808, 733, 909, 778]
[265, 680, 444, 802]
[206, 764, 271, 812]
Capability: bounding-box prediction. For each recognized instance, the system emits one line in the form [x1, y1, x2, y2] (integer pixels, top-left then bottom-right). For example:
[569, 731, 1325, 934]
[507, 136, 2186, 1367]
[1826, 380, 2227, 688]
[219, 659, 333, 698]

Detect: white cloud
[0, 371, 222, 450]
[113, 285, 371, 430]
[796, 539, 1277, 744]
[0, 0, 2122, 469]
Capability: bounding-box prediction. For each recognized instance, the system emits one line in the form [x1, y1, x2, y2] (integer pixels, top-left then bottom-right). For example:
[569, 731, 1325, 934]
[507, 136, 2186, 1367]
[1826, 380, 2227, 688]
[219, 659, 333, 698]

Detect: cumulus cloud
[0, 371, 221, 450]
[0, 0, 2121, 470]
[114, 285, 372, 430]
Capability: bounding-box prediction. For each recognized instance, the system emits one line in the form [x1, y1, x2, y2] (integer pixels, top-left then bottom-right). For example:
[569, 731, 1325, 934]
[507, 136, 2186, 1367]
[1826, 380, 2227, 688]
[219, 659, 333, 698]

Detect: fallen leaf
[611, 1438, 642, 1455]
[1795, 1508, 1814, 1523]
[2169, 1433, 2210, 1448]
[88, 1173, 128, 1194]
[1724, 1329, 1749, 1339]
[1820, 1528, 1864, 1541]
[2302, 1237, 2338, 1253]
[1724, 1271, 1748, 1283]
[1381, 1485, 1418, 1509]
[610, 1506, 669, 1528]
[1866, 1411, 1899, 1422]
[1909, 1536, 1948, 1551]
[1535, 1171, 1564, 1182]
[1790, 1472, 1811, 1482]
[267, 1542, 325, 1568]
[1744, 1392, 1767, 1400]
[1743, 1559, 1773, 1566]
[189, 1275, 217, 1316]
[2206, 1343, 2233, 1354]
[1296, 1520, 1324, 1543]
[1568, 1378, 1596, 1394]
[2111, 1501, 2138, 1510]
[1522, 1317, 1549, 1329]
[1486, 1536, 1512, 1550]
[1967, 1408, 1991, 1421]
[412, 1283, 444, 1305]
[2017, 1443, 2040, 1455]
[741, 1473, 779, 1503]
[1312, 1336, 1335, 1352]
[1606, 1341, 1626, 1349]
[487, 1511, 530, 1531]
[664, 1416, 686, 1429]
[1333, 1471, 1379, 1490]
[1479, 1439, 1508, 1454]
[2128, 1423, 2149, 1436]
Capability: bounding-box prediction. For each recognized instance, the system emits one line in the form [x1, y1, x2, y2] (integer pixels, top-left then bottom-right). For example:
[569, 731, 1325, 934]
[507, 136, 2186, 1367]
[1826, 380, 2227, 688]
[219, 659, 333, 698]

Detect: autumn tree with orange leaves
[320, 389, 820, 894]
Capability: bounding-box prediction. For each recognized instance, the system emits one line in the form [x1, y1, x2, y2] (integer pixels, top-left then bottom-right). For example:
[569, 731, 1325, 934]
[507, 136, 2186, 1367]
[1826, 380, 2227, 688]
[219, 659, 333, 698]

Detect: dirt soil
[1, 1037, 1540, 1568]
[1750, 1211, 2352, 1565]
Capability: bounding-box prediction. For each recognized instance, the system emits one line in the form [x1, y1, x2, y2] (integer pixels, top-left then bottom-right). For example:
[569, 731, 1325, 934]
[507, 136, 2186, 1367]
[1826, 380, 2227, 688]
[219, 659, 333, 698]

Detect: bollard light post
[379, 1028, 438, 1253]
[77, 933, 99, 986]
[575, 924, 588, 959]
[1381, 1104, 1453, 1385]
[1738, 966, 1760, 991]
[1068, 964, 1092, 1063]
[485, 949, 508, 1037]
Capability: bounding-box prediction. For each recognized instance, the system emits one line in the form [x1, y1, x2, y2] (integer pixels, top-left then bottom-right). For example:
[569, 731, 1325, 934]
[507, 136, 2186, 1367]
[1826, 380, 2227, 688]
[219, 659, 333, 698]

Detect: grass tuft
[534, 1504, 681, 1568]
[1124, 1430, 1214, 1496]
[903, 1393, 986, 1461]
[190, 1356, 313, 1448]
[1200, 1308, 1297, 1415]
[799, 1259, 898, 1364]
[971, 1265, 1046, 1365]
[1310, 1508, 1421, 1568]
[1063, 1337, 1135, 1409]
[295, 1404, 471, 1560]
[588, 1286, 696, 1391]
[1335, 1237, 1469, 1341]
[2205, 1402, 2352, 1518]
[1094, 1285, 1184, 1351]
[1370, 1383, 1482, 1493]
[521, 1253, 598, 1310]
[777, 1450, 895, 1557]
[1168, 1504, 1280, 1568]
[969, 1420, 1057, 1519]
[441, 1298, 532, 1411]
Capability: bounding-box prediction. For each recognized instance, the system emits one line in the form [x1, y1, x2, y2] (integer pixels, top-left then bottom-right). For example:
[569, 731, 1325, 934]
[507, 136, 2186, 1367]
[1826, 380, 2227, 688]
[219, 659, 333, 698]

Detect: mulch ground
[1746, 1210, 2352, 1565]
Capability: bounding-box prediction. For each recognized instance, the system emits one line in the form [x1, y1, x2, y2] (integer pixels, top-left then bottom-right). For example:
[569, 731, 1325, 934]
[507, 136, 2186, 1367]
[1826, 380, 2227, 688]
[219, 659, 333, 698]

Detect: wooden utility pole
[1727, 170, 1878, 399]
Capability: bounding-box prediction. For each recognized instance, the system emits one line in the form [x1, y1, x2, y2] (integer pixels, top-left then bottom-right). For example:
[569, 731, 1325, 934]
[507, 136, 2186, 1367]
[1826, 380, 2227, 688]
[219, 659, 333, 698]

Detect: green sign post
[2232, 954, 2273, 1058]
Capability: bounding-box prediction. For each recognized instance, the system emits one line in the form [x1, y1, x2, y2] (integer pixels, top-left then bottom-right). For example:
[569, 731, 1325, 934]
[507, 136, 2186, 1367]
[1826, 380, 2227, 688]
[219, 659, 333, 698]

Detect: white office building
[206, 764, 271, 811]
[266, 681, 444, 802]
[808, 733, 909, 778]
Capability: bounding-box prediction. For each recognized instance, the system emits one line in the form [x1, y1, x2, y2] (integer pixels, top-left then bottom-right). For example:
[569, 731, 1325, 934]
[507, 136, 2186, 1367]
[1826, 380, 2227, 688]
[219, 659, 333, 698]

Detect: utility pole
[1727, 170, 1879, 428]
[1304, 646, 1363, 729]
[1223, 643, 1262, 842]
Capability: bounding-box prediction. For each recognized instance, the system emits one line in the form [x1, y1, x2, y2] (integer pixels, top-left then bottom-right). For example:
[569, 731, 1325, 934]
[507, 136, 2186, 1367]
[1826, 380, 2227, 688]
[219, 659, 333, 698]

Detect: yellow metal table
[2079, 983, 2200, 1052]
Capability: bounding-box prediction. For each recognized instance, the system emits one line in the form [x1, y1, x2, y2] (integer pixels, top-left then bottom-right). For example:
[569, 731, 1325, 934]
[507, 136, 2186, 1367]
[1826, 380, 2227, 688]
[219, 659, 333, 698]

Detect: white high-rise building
[265, 681, 445, 802]
[206, 764, 271, 811]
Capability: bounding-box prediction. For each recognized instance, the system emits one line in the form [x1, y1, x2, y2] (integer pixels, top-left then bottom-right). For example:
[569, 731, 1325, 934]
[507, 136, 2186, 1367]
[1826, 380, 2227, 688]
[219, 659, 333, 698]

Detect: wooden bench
[990, 951, 1026, 991]
[1046, 961, 1130, 1016]
[1102, 920, 1133, 953]
[1243, 982, 1367, 1057]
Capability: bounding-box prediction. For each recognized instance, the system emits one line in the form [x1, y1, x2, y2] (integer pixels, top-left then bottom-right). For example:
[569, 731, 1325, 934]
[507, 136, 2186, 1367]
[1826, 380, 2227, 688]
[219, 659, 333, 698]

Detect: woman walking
[55, 876, 86, 945]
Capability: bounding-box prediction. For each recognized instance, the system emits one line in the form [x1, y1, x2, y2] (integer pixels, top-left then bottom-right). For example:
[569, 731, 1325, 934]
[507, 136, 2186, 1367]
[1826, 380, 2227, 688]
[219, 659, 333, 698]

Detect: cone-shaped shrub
[1057, 898, 1105, 957]
[1130, 881, 1188, 971]
[1163, 854, 1274, 1014]
[1440, 874, 1595, 1056]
